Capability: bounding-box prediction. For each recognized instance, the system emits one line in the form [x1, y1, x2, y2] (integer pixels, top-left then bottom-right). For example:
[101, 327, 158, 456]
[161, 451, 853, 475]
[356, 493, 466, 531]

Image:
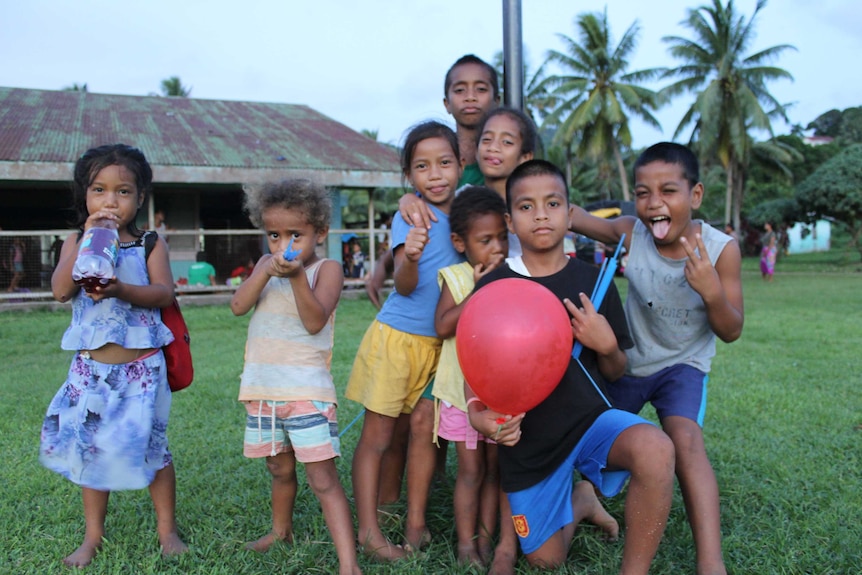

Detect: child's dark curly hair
[449, 186, 507, 239]
[242, 179, 332, 232]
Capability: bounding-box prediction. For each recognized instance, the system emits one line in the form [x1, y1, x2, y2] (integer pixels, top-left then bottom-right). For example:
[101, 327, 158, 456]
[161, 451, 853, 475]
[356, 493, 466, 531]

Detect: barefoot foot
[403, 525, 431, 553]
[63, 539, 101, 569]
[457, 543, 483, 567]
[245, 531, 293, 553]
[357, 534, 407, 562]
[160, 531, 189, 556]
[487, 546, 517, 575]
[572, 480, 619, 541]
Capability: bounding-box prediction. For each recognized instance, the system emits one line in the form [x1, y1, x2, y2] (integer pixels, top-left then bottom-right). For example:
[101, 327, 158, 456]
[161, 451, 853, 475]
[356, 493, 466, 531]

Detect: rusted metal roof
[0, 87, 401, 188]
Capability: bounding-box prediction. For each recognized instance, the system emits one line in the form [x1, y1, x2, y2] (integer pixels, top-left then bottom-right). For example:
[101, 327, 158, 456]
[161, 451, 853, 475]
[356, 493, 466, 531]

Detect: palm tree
[540, 9, 661, 201]
[660, 0, 794, 229]
[492, 50, 557, 128]
[160, 76, 192, 97]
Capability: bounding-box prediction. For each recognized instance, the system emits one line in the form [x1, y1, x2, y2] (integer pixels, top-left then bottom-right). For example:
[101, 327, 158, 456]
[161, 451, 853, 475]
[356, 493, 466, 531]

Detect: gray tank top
[623, 219, 731, 376]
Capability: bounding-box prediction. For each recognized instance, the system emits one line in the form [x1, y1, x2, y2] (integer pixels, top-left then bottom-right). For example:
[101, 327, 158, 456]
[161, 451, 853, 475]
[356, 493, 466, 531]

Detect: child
[468, 159, 676, 574]
[369, 54, 500, 302]
[569, 142, 744, 575]
[433, 186, 509, 566]
[444, 54, 501, 186]
[346, 121, 462, 560]
[230, 179, 361, 575]
[40, 144, 187, 567]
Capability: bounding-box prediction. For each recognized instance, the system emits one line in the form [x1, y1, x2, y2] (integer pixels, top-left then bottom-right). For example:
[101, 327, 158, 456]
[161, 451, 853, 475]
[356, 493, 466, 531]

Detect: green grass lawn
[1, 254, 860, 574]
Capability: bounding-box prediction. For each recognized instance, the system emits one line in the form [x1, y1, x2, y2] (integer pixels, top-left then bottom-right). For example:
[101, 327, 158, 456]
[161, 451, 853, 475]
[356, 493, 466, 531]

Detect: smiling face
[444, 62, 499, 130]
[634, 160, 703, 250]
[261, 206, 326, 267]
[453, 212, 509, 268]
[85, 164, 143, 235]
[478, 113, 533, 182]
[406, 136, 460, 213]
[506, 173, 571, 254]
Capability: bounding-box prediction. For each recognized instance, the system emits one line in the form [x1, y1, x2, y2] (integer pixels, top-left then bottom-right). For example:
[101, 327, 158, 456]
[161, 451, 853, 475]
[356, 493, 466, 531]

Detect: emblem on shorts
[512, 514, 530, 538]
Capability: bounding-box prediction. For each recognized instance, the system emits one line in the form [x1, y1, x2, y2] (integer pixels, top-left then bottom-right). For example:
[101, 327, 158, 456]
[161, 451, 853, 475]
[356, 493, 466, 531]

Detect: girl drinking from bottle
[40, 144, 187, 567]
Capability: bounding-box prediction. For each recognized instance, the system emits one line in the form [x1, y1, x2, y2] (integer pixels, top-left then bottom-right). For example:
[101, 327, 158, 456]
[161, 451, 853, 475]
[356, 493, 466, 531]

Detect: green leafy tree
[160, 76, 192, 97]
[63, 83, 88, 92]
[660, 0, 795, 230]
[541, 9, 661, 201]
[795, 144, 862, 261]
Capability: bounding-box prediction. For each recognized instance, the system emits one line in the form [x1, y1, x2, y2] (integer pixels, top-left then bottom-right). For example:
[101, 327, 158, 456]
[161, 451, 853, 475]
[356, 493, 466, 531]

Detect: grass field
[1, 251, 860, 574]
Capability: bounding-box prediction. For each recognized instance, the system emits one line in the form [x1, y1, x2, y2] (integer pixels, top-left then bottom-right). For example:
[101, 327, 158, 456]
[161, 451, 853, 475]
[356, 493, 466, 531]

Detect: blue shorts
[610, 364, 708, 426]
[506, 409, 651, 555]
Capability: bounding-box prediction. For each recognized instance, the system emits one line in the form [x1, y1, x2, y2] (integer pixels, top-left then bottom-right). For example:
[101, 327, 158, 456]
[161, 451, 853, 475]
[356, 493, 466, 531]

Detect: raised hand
[680, 234, 721, 301]
[565, 293, 617, 356]
[404, 219, 429, 262]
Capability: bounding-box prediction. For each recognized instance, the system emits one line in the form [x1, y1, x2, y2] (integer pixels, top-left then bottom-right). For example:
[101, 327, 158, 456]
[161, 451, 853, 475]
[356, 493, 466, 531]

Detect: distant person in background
[760, 222, 777, 282]
[187, 251, 216, 286]
[7, 237, 25, 292]
[724, 223, 739, 244]
[351, 241, 366, 279]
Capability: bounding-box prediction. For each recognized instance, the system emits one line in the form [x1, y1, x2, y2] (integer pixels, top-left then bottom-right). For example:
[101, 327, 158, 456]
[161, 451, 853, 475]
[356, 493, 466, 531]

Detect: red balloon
[456, 277, 573, 414]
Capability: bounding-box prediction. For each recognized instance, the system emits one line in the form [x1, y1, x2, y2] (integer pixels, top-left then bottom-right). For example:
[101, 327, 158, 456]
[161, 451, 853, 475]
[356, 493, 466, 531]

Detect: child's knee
[265, 455, 296, 480]
[305, 461, 341, 495]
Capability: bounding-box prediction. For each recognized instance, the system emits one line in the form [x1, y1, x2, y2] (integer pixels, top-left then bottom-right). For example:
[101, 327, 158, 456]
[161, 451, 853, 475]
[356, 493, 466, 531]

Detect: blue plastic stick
[572, 234, 626, 359]
[283, 237, 301, 261]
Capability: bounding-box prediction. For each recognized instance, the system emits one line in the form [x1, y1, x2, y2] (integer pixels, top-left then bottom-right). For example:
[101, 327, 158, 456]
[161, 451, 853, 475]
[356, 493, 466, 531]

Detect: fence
[0, 227, 388, 303]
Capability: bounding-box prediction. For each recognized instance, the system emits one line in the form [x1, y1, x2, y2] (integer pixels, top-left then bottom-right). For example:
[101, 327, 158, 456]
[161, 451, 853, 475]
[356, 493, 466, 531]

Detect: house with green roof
[0, 87, 400, 286]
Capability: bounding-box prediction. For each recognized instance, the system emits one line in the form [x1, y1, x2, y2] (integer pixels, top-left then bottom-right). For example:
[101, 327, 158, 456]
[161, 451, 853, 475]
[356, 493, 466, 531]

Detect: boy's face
[444, 63, 499, 130]
[406, 136, 460, 212]
[634, 161, 703, 245]
[452, 212, 509, 269]
[506, 174, 572, 253]
[262, 206, 326, 266]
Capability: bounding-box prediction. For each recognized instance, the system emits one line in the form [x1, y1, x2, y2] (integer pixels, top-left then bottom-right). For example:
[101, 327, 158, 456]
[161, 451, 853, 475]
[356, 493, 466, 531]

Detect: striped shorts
[243, 400, 340, 462]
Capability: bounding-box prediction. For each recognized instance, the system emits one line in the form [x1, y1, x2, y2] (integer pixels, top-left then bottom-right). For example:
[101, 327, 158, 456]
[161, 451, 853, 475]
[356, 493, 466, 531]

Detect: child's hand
[404, 222, 429, 262]
[680, 234, 721, 300]
[266, 252, 303, 278]
[85, 277, 119, 301]
[472, 253, 505, 283]
[468, 408, 525, 447]
[399, 194, 437, 229]
[565, 294, 617, 356]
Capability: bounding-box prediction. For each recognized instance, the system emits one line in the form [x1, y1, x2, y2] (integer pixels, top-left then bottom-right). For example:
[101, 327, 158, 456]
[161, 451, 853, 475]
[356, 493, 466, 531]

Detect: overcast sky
[2, 0, 859, 149]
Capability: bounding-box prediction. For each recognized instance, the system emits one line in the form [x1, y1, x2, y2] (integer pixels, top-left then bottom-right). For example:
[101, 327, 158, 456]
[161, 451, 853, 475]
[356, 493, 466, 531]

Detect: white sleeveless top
[623, 220, 731, 376]
[238, 259, 337, 403]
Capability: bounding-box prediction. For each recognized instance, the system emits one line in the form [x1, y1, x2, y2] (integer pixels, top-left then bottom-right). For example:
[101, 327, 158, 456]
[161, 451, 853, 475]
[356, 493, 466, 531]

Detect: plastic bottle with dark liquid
[72, 219, 119, 292]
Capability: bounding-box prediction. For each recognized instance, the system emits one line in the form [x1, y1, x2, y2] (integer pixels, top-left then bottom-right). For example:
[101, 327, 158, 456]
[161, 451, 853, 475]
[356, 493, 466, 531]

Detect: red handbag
[144, 231, 194, 392]
[161, 297, 193, 392]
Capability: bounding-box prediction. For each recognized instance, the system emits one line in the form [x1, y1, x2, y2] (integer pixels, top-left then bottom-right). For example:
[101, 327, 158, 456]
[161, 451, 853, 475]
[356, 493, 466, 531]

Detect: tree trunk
[724, 162, 733, 228]
[612, 143, 630, 201]
[732, 164, 745, 233]
[565, 145, 573, 191]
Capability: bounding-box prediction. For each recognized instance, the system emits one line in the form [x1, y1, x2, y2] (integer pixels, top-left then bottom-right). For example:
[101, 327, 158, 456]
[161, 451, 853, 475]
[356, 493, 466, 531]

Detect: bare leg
[435, 438, 450, 483]
[148, 464, 188, 556]
[569, 480, 619, 541]
[663, 416, 727, 575]
[378, 413, 409, 508]
[404, 398, 434, 552]
[453, 441, 484, 566]
[607, 423, 675, 575]
[477, 443, 499, 564]
[246, 452, 297, 552]
[63, 487, 109, 568]
[488, 488, 518, 575]
[352, 410, 406, 561]
[305, 459, 363, 575]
